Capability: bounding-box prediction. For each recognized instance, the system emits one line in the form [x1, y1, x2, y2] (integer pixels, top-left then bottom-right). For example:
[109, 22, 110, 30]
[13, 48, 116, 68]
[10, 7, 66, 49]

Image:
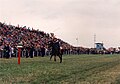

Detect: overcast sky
[0, 0, 120, 48]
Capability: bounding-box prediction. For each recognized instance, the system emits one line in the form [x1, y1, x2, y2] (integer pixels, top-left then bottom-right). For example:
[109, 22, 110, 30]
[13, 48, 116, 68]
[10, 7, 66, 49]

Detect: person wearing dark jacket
[4, 44, 10, 58]
[29, 45, 34, 58]
[25, 46, 29, 58]
[41, 45, 45, 57]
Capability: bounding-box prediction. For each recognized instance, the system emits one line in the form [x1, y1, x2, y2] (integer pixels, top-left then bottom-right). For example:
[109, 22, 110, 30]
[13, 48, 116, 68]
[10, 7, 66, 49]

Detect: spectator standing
[41, 45, 45, 57]
[4, 44, 10, 58]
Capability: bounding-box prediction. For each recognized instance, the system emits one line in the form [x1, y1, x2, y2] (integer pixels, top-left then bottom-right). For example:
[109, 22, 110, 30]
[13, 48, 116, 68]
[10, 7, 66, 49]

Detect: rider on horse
[48, 37, 62, 63]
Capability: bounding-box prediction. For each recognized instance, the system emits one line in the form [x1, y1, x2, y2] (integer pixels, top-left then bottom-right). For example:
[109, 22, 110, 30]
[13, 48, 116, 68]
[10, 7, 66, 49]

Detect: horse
[48, 40, 62, 63]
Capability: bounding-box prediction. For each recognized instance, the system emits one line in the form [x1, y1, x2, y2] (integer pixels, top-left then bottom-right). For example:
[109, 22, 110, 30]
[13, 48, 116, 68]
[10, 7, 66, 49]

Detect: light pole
[76, 38, 78, 46]
[94, 34, 96, 48]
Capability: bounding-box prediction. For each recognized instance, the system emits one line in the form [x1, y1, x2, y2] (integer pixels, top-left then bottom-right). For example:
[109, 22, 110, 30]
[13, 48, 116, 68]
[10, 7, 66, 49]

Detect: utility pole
[94, 34, 96, 48]
[76, 38, 78, 46]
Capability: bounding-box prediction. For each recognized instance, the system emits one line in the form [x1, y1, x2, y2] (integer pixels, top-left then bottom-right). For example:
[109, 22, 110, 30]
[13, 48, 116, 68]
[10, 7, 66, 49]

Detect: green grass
[1, 54, 120, 84]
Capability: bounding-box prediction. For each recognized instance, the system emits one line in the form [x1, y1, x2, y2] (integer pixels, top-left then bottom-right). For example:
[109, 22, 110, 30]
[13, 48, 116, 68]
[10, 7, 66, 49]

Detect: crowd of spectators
[0, 22, 120, 59]
[0, 22, 73, 58]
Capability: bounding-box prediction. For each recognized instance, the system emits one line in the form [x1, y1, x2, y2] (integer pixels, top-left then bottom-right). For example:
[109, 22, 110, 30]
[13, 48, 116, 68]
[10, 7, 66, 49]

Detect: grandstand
[0, 21, 120, 58]
[0, 22, 72, 58]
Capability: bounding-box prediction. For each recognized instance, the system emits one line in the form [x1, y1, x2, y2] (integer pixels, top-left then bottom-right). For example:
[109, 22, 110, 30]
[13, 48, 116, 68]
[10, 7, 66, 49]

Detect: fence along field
[0, 55, 120, 84]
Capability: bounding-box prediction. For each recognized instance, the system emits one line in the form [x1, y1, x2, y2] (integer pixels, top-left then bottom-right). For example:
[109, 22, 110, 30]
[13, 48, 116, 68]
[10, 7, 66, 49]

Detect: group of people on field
[0, 22, 120, 59]
[0, 22, 71, 59]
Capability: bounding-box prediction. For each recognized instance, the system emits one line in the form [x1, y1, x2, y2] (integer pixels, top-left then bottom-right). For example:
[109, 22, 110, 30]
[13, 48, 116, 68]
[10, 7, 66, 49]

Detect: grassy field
[1, 55, 120, 84]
